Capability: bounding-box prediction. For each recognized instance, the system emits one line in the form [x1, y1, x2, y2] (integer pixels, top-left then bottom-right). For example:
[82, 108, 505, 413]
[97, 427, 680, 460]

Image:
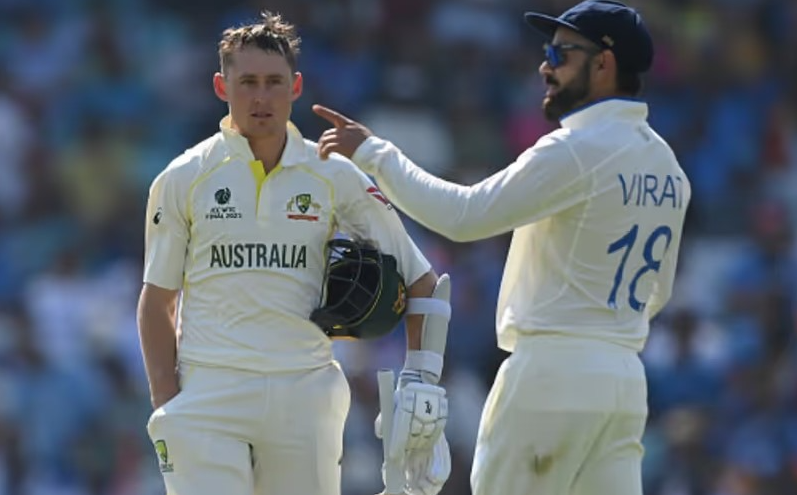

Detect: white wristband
[404, 350, 443, 381]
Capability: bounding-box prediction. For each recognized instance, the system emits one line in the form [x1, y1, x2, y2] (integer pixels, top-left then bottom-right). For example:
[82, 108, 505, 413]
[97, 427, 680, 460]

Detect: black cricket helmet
[311, 238, 408, 339]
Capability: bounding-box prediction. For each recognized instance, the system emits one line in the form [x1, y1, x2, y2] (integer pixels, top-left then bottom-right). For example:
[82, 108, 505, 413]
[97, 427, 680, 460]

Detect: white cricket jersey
[351, 99, 691, 353]
[143, 118, 431, 373]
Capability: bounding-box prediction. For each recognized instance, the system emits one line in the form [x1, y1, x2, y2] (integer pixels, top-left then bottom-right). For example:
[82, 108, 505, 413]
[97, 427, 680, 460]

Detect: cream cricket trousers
[146, 361, 350, 495]
[471, 335, 647, 495]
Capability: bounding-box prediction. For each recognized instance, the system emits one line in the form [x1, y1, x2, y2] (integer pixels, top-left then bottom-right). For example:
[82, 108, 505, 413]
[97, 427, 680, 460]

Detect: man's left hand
[312, 104, 372, 160]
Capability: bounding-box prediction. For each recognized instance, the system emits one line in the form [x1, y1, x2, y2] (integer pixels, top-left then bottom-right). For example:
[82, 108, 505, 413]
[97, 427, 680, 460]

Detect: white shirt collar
[219, 116, 309, 167]
[560, 98, 649, 130]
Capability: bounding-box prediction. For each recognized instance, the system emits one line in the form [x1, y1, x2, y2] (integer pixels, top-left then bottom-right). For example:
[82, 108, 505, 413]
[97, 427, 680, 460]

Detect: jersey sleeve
[333, 161, 432, 285]
[351, 133, 592, 242]
[143, 165, 190, 290]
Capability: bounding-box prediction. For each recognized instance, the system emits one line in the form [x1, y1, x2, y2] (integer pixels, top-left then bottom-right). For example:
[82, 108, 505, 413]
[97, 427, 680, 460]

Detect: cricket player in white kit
[312, 1, 691, 494]
[137, 12, 451, 495]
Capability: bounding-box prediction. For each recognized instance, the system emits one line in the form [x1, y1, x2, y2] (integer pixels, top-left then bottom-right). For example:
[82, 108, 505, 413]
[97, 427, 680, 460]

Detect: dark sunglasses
[543, 43, 602, 69]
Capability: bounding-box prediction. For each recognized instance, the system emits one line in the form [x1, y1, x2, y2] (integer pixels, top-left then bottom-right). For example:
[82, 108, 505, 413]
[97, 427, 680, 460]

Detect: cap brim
[523, 12, 580, 40]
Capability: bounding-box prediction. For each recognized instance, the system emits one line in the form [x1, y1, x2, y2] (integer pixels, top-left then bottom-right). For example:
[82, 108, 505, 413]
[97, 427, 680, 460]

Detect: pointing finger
[312, 104, 353, 129]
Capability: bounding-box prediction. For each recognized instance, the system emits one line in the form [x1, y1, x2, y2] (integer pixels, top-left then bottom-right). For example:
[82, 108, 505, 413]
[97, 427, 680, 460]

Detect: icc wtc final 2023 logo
[215, 187, 231, 205]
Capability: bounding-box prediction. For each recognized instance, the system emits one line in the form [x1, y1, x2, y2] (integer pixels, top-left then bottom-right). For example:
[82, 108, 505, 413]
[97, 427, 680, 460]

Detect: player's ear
[291, 72, 303, 102]
[213, 72, 229, 102]
[593, 50, 615, 89]
[596, 50, 615, 74]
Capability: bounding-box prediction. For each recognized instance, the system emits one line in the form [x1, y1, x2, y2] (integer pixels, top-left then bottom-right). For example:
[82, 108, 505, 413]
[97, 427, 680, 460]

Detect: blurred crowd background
[1, 0, 796, 494]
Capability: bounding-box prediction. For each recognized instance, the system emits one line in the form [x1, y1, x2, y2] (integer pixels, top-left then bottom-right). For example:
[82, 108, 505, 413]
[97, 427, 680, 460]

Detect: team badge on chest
[286, 193, 321, 221]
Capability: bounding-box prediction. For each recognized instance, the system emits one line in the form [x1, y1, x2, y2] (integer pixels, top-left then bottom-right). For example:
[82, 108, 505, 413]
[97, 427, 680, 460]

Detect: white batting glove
[405, 434, 451, 495]
[375, 405, 450, 495]
[391, 381, 448, 454]
[375, 376, 448, 455]
[374, 382, 448, 440]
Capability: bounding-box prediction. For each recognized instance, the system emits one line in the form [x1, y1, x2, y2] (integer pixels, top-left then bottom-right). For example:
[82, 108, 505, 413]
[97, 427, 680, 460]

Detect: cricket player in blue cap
[313, 1, 691, 493]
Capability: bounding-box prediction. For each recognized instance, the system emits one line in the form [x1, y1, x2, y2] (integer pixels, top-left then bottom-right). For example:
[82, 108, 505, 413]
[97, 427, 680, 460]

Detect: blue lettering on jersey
[618, 173, 684, 209]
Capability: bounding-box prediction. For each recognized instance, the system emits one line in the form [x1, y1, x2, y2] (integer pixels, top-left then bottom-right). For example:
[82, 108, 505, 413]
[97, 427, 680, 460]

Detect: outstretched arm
[313, 104, 589, 242]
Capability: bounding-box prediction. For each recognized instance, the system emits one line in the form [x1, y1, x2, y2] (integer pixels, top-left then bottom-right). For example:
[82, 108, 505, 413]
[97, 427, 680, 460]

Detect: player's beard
[542, 61, 592, 122]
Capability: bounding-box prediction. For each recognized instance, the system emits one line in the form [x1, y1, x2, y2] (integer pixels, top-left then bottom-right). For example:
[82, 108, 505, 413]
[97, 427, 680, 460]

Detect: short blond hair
[218, 11, 301, 75]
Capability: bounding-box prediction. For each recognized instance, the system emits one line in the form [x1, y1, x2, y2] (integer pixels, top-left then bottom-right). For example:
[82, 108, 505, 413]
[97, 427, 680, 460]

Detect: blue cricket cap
[524, 0, 654, 74]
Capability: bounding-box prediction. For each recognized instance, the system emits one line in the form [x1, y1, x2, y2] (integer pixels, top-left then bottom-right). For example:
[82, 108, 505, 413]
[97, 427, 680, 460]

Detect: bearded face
[542, 58, 592, 122]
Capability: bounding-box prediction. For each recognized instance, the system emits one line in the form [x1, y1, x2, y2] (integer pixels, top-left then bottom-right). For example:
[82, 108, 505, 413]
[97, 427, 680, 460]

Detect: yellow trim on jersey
[186, 156, 234, 225]
[265, 162, 284, 180]
[248, 160, 268, 213]
[253, 161, 284, 215]
[248, 160, 267, 185]
[296, 165, 337, 240]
